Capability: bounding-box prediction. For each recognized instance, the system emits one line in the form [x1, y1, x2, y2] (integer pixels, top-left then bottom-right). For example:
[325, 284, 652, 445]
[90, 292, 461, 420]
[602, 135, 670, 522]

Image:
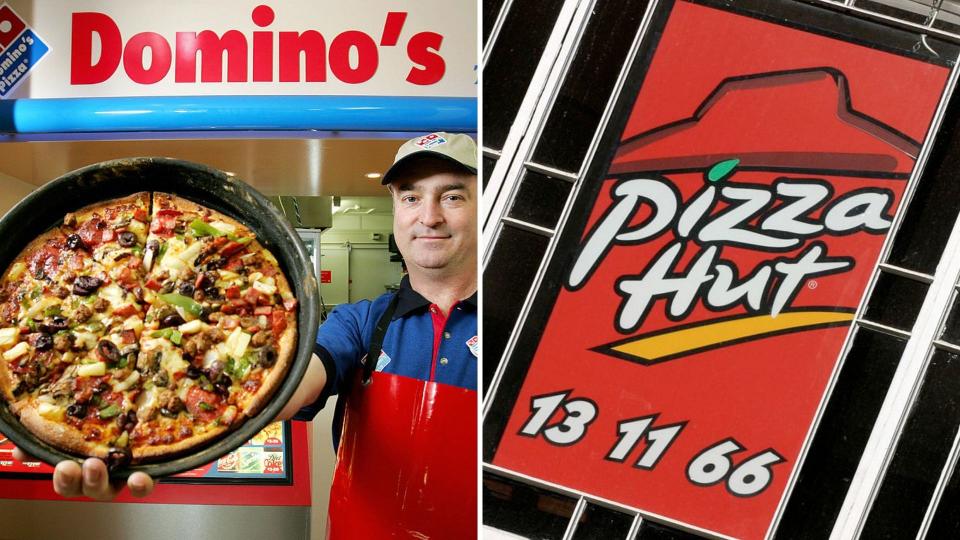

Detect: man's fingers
[11, 447, 29, 462]
[127, 472, 155, 498]
[81, 458, 119, 501]
[52, 460, 84, 498]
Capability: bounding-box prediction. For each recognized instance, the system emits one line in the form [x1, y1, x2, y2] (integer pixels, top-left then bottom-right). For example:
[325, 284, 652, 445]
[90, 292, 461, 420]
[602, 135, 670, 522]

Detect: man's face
[390, 161, 477, 277]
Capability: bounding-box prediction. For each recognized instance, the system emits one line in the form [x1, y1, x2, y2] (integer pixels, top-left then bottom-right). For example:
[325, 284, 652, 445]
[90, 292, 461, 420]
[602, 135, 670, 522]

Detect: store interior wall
[0, 173, 37, 215]
[319, 196, 403, 307]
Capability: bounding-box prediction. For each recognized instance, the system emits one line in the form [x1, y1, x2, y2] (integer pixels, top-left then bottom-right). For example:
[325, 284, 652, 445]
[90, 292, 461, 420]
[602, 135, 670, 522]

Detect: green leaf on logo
[706, 159, 740, 183]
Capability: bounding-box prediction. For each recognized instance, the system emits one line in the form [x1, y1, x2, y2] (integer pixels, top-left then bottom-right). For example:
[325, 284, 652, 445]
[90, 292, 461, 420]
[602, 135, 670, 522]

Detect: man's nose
[419, 200, 444, 227]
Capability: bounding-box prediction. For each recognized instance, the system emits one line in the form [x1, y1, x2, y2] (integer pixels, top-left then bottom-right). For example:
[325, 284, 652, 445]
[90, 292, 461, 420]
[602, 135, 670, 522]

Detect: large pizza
[0, 192, 297, 468]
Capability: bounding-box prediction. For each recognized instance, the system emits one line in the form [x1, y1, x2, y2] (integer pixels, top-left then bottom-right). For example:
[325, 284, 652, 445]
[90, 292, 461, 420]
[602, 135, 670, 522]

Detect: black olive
[39, 315, 69, 334]
[117, 231, 137, 247]
[159, 281, 175, 294]
[213, 374, 231, 396]
[34, 333, 53, 351]
[65, 234, 85, 251]
[186, 365, 202, 379]
[106, 448, 131, 470]
[178, 282, 195, 297]
[160, 312, 185, 328]
[199, 305, 213, 322]
[72, 275, 102, 296]
[93, 381, 110, 394]
[202, 256, 224, 271]
[116, 410, 138, 431]
[203, 286, 220, 299]
[96, 340, 120, 363]
[66, 403, 84, 417]
[258, 345, 277, 368]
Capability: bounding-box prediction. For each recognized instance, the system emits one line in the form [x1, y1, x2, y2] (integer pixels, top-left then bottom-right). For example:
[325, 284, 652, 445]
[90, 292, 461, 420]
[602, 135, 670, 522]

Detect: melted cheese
[37, 402, 65, 420]
[161, 348, 189, 375]
[112, 370, 140, 392]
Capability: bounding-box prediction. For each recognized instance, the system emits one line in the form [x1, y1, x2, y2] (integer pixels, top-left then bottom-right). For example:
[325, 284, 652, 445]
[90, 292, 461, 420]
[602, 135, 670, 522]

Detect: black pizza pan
[0, 157, 319, 479]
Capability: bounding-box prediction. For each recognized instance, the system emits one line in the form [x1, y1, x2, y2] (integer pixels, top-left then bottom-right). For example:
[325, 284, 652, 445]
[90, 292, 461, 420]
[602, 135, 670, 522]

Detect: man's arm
[277, 352, 328, 420]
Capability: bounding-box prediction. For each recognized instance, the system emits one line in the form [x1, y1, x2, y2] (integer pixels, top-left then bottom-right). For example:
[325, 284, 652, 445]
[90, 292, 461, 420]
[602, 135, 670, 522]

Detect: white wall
[318, 196, 403, 307]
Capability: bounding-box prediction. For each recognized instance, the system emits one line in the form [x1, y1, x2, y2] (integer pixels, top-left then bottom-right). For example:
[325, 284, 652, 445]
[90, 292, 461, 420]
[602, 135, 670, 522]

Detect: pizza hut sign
[571, 159, 888, 337]
[572, 68, 918, 366]
[493, 56, 944, 539]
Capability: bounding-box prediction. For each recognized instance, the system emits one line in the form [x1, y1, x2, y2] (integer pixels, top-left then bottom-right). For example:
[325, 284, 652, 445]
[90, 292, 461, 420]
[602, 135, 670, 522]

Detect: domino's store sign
[0, 3, 48, 97]
[2, 0, 475, 99]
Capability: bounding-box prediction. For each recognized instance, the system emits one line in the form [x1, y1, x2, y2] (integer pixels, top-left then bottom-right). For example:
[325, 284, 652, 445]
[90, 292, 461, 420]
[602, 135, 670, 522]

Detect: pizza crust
[242, 321, 296, 418]
[132, 421, 235, 460]
[0, 357, 15, 402]
[240, 247, 298, 417]
[69, 192, 149, 222]
[19, 404, 110, 458]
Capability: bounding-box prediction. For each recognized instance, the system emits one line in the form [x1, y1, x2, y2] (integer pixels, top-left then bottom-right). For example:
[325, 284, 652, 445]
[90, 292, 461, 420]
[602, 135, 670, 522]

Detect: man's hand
[12, 447, 154, 501]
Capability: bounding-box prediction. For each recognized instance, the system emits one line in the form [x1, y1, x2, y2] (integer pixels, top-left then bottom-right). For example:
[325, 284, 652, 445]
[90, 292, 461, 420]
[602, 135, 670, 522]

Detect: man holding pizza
[17, 132, 479, 536]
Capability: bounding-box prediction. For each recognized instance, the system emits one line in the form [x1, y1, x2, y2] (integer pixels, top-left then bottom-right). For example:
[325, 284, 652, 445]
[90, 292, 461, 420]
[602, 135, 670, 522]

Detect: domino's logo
[0, 3, 48, 98]
[416, 133, 447, 149]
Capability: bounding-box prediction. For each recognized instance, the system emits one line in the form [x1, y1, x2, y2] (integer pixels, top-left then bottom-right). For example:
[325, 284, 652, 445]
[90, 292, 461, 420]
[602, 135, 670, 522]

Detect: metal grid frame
[481, 0, 960, 538]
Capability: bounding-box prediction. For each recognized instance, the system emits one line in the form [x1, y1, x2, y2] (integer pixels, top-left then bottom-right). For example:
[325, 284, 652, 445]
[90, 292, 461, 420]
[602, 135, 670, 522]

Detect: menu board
[0, 420, 292, 484]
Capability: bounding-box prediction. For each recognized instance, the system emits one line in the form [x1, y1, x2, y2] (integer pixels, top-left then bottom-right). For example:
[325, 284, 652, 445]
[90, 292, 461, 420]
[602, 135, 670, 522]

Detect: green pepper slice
[158, 293, 203, 317]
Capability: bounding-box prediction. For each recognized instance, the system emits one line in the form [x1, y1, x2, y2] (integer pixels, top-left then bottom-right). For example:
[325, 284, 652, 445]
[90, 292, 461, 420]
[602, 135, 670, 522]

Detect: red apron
[326, 295, 478, 539]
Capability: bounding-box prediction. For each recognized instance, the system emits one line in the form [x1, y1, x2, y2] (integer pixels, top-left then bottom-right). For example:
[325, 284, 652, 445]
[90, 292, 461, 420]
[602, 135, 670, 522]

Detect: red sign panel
[320, 270, 332, 284]
[492, 1, 950, 538]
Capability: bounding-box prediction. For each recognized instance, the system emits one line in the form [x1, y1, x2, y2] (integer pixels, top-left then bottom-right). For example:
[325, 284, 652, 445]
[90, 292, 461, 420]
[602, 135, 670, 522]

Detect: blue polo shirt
[292, 276, 477, 448]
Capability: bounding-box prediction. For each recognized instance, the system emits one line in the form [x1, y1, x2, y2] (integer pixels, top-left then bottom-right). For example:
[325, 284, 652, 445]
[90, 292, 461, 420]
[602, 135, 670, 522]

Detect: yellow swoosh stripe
[608, 311, 854, 363]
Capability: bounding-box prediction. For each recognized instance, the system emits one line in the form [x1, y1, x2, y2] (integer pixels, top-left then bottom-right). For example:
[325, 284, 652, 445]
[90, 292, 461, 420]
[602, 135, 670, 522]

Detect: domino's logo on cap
[416, 133, 448, 149]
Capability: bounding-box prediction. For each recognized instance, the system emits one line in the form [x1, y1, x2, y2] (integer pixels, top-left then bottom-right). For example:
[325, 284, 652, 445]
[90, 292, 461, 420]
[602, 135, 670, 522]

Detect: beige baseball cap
[381, 132, 477, 185]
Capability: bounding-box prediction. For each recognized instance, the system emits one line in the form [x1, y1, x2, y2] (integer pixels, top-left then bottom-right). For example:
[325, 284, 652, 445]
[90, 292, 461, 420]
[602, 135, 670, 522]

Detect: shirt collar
[394, 275, 477, 319]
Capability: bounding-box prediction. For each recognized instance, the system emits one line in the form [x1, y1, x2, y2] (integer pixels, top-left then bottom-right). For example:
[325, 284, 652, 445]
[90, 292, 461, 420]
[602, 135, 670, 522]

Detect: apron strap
[362, 293, 400, 386]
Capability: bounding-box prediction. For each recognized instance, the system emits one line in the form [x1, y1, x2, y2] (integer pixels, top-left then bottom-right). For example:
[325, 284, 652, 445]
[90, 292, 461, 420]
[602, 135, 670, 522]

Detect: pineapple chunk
[178, 319, 204, 335]
[252, 280, 277, 296]
[7, 262, 25, 281]
[77, 362, 106, 377]
[0, 328, 19, 349]
[209, 220, 237, 234]
[2, 341, 29, 361]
